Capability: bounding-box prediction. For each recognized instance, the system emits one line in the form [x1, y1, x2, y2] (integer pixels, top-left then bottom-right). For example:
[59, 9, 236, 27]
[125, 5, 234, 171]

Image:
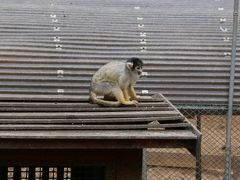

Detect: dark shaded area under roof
[0, 0, 239, 109]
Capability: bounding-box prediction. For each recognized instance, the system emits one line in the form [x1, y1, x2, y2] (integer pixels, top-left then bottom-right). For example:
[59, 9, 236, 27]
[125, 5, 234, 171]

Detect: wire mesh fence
[232, 112, 240, 179]
[146, 106, 240, 180]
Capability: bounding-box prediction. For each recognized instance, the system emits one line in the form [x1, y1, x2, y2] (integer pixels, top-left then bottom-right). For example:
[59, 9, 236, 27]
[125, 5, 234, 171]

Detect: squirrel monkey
[89, 57, 143, 107]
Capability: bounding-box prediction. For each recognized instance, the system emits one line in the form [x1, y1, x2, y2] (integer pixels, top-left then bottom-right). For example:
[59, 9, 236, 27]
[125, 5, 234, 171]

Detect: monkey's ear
[126, 62, 133, 70]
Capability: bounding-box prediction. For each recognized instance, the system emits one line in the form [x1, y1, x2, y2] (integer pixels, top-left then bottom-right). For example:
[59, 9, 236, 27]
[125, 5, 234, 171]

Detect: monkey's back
[91, 61, 126, 84]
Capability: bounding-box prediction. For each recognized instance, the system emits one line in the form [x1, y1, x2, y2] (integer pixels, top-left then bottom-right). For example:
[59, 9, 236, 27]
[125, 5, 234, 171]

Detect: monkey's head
[126, 57, 143, 76]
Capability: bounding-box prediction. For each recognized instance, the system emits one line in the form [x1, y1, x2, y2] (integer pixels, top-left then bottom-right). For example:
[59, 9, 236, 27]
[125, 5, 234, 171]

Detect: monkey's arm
[123, 88, 130, 101]
[114, 87, 138, 106]
[128, 85, 140, 100]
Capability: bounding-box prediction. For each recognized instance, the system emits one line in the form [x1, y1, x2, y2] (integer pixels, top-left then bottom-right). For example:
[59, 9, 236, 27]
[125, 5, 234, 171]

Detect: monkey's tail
[89, 91, 121, 107]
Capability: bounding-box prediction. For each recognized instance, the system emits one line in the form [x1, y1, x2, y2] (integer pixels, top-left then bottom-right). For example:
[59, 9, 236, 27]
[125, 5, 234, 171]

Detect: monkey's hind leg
[90, 82, 121, 107]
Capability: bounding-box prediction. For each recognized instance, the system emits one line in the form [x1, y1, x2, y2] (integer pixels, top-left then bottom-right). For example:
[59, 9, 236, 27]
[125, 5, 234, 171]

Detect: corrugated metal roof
[0, 0, 239, 107]
[0, 94, 200, 146]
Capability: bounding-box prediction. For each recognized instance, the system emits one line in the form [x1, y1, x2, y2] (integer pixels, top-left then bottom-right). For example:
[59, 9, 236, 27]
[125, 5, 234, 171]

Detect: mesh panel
[232, 113, 240, 179]
[145, 106, 240, 179]
[147, 148, 195, 179]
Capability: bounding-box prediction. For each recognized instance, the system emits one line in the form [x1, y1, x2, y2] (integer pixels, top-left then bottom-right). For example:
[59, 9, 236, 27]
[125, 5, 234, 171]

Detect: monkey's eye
[136, 66, 142, 70]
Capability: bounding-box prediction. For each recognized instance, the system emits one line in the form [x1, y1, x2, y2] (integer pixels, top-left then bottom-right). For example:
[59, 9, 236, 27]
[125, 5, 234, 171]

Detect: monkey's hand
[132, 100, 138, 105]
[131, 95, 141, 101]
[122, 100, 138, 106]
[130, 100, 138, 107]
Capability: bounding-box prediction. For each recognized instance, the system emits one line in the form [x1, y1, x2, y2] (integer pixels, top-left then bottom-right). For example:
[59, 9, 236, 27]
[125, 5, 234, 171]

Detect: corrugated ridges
[0, 0, 239, 107]
[0, 94, 198, 137]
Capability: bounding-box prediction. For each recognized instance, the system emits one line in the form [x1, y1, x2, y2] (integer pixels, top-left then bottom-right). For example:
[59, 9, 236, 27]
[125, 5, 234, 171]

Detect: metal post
[196, 112, 201, 131]
[196, 136, 202, 180]
[142, 149, 147, 180]
[224, 0, 239, 179]
[196, 112, 202, 179]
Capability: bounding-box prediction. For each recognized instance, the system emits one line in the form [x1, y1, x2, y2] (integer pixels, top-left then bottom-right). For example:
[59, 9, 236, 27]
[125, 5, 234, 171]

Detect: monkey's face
[126, 57, 144, 77]
[134, 65, 143, 76]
